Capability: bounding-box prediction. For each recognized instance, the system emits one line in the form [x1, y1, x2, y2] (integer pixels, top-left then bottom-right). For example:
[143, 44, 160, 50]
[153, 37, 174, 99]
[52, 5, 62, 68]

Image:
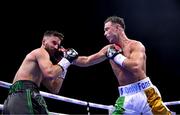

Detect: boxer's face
[43, 36, 61, 55]
[104, 21, 118, 43]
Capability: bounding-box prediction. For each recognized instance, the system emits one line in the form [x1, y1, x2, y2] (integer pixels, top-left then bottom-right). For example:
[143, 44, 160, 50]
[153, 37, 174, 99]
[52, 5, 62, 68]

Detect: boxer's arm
[106, 45, 126, 67]
[36, 48, 63, 79]
[42, 77, 63, 94]
[122, 42, 146, 73]
[73, 45, 110, 67]
[108, 42, 146, 74]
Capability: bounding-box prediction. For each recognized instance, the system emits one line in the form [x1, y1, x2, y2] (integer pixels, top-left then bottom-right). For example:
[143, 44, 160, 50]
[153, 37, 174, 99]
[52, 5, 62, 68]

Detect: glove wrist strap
[57, 58, 71, 79]
[58, 58, 71, 71]
[113, 53, 126, 67]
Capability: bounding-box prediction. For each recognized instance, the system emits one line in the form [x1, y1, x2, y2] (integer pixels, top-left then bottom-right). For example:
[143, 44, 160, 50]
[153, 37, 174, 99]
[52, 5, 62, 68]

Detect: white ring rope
[0, 80, 114, 113]
[164, 101, 180, 106]
[0, 104, 3, 110]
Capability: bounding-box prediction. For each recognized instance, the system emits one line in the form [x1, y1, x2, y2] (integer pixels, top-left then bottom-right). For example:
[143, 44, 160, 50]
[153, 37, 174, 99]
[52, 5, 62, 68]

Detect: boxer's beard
[50, 50, 64, 64]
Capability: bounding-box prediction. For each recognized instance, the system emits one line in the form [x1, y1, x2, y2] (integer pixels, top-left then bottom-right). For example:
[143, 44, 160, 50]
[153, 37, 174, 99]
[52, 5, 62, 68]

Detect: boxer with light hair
[2, 30, 78, 114]
[73, 16, 171, 114]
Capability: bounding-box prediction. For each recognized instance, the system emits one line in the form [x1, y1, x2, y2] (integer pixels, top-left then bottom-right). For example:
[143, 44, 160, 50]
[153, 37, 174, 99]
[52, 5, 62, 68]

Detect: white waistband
[118, 77, 153, 96]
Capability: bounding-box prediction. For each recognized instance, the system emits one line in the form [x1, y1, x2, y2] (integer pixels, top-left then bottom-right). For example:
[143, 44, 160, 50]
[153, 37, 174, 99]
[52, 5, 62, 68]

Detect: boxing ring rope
[0, 80, 114, 114]
[0, 104, 3, 110]
[0, 80, 179, 114]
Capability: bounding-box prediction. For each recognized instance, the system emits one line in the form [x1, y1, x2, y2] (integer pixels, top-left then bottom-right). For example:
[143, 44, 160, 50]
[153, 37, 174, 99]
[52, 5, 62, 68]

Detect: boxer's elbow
[43, 69, 59, 80]
[51, 89, 60, 94]
[50, 78, 63, 94]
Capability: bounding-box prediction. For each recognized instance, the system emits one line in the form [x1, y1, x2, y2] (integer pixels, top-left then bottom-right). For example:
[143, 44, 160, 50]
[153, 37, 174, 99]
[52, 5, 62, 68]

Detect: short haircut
[43, 30, 64, 41]
[104, 16, 125, 30]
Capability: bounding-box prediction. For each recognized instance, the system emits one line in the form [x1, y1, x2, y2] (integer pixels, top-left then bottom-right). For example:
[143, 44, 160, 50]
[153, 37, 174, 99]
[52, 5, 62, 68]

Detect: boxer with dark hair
[2, 30, 78, 114]
[73, 16, 171, 114]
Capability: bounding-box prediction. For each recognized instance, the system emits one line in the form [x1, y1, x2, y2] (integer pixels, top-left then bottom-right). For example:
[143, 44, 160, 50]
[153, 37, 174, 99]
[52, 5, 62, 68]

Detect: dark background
[0, 0, 180, 114]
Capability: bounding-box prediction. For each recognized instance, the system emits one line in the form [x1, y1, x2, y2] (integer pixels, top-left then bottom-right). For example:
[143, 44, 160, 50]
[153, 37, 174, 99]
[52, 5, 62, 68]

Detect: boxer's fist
[106, 45, 121, 59]
[63, 48, 78, 63]
[58, 48, 78, 73]
[54, 50, 64, 58]
[52, 46, 66, 64]
[106, 45, 126, 66]
[51, 50, 64, 64]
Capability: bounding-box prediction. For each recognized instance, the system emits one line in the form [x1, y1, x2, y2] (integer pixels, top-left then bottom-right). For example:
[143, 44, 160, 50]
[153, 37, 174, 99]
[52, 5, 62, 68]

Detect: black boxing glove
[63, 48, 79, 63]
[106, 45, 126, 66]
[57, 48, 78, 79]
[58, 48, 78, 71]
[50, 50, 64, 64]
[106, 45, 120, 59]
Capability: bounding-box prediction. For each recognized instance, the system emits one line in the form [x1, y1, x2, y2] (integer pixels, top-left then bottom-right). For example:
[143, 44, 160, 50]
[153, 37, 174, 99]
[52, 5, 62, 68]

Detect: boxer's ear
[42, 39, 46, 46]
